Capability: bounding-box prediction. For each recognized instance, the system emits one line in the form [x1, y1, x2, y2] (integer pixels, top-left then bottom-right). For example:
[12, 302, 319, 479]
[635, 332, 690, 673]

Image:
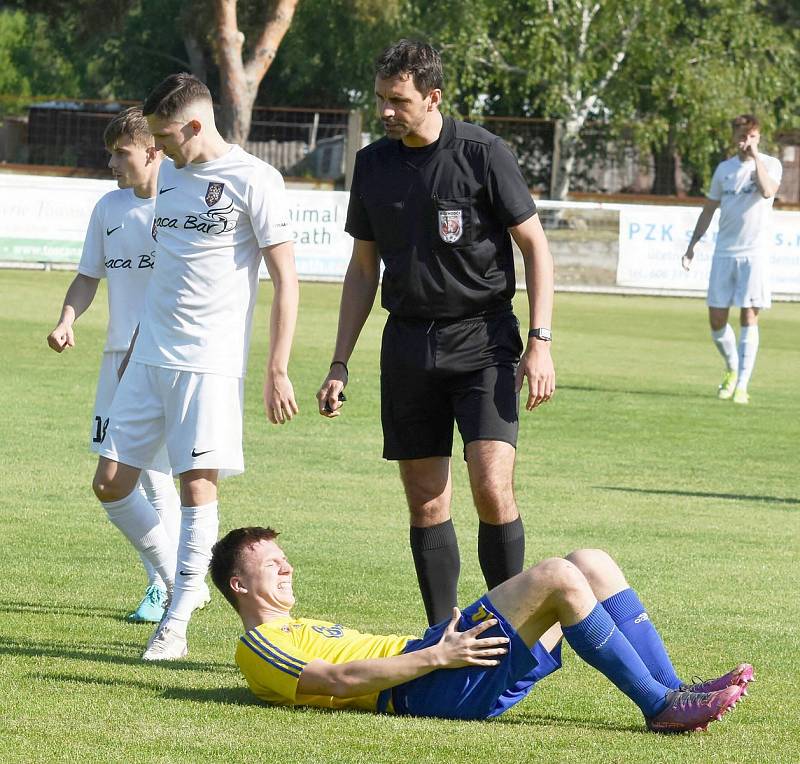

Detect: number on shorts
[93, 416, 109, 443]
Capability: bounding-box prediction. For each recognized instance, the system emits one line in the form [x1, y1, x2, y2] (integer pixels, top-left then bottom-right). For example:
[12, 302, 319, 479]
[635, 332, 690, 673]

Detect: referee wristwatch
[528, 327, 552, 341]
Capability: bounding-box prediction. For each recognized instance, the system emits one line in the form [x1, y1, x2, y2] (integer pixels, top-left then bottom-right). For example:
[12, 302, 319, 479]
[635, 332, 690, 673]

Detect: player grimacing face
[107, 135, 156, 190]
[236, 539, 296, 614]
[375, 74, 439, 146]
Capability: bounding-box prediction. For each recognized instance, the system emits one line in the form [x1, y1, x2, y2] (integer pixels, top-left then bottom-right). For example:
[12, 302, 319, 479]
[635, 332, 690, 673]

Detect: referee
[317, 39, 555, 626]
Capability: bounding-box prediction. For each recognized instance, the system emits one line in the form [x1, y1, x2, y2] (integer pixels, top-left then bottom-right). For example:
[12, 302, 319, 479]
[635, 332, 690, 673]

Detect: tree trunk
[214, 0, 299, 145]
[550, 120, 581, 201]
[650, 124, 686, 196]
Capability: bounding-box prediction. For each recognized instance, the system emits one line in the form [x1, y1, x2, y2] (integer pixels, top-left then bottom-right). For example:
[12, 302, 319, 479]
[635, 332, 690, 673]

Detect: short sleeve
[237, 627, 311, 703]
[486, 138, 536, 227]
[344, 154, 375, 241]
[766, 155, 783, 186]
[707, 163, 724, 201]
[246, 164, 294, 249]
[77, 200, 107, 279]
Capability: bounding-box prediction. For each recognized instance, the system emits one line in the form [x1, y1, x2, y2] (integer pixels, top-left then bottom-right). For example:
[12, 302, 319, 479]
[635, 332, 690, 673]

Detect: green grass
[1, 270, 798, 763]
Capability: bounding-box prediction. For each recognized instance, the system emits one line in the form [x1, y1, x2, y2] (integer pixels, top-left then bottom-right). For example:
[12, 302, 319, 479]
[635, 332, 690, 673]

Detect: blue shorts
[380, 595, 562, 720]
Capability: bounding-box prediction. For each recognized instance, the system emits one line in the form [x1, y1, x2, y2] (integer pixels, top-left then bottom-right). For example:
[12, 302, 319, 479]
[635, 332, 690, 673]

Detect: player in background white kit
[91, 74, 300, 661]
[47, 108, 190, 624]
[682, 114, 782, 405]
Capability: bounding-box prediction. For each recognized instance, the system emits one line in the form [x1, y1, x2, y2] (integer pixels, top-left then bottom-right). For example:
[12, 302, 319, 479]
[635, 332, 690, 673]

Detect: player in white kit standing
[47, 107, 185, 624]
[91, 74, 299, 660]
[682, 114, 782, 405]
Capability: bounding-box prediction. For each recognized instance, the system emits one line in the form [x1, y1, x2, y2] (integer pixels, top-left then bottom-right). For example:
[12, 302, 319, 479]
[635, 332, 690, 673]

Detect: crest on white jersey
[438, 209, 463, 243]
[205, 182, 225, 207]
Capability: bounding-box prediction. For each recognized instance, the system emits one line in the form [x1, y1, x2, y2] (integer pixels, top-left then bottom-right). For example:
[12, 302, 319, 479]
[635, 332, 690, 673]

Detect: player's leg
[93, 456, 176, 593]
[707, 257, 739, 398]
[733, 307, 759, 403]
[488, 558, 745, 730]
[399, 456, 460, 626]
[126, 464, 182, 623]
[381, 315, 460, 626]
[143, 371, 243, 660]
[732, 255, 770, 404]
[565, 548, 682, 689]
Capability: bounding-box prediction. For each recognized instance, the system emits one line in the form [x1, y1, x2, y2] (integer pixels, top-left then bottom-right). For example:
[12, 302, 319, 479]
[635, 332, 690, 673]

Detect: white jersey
[133, 147, 293, 377]
[77, 189, 156, 352]
[708, 153, 783, 258]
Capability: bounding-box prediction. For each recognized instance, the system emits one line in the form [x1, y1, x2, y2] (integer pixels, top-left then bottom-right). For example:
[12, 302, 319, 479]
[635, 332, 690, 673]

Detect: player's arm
[261, 240, 300, 425]
[750, 153, 780, 198]
[316, 238, 380, 417]
[511, 213, 555, 411]
[681, 199, 720, 270]
[296, 609, 508, 698]
[46, 273, 100, 352]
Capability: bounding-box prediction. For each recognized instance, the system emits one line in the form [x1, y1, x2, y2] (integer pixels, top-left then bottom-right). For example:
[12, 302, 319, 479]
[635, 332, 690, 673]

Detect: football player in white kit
[47, 107, 190, 624]
[682, 114, 782, 405]
[91, 74, 299, 661]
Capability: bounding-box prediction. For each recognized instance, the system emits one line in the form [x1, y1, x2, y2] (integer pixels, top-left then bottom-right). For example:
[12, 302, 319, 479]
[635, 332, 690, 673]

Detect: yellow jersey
[236, 616, 414, 712]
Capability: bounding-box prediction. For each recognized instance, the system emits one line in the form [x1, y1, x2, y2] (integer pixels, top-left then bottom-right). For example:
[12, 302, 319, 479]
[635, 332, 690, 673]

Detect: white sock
[711, 324, 739, 372]
[736, 325, 760, 390]
[102, 491, 177, 592]
[140, 470, 181, 589]
[164, 501, 219, 636]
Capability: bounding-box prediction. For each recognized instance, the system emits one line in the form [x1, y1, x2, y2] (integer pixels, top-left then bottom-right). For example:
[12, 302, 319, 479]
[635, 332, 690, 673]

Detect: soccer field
[1, 269, 798, 763]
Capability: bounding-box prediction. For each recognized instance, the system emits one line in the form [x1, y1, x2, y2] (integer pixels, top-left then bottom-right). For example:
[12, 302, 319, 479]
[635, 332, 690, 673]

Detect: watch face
[530, 328, 552, 340]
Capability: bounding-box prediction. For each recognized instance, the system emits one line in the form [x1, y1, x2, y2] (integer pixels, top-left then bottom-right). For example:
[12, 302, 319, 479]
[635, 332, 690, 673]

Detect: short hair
[103, 106, 152, 150]
[209, 526, 280, 611]
[142, 72, 212, 120]
[375, 39, 443, 95]
[732, 114, 760, 132]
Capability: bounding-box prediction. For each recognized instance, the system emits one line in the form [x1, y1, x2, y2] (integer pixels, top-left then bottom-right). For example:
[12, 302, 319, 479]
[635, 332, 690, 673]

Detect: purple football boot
[682, 663, 754, 695]
[646, 684, 745, 733]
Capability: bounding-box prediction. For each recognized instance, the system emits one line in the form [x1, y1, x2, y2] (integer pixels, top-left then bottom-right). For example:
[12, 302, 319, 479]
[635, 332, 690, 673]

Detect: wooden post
[345, 110, 362, 191]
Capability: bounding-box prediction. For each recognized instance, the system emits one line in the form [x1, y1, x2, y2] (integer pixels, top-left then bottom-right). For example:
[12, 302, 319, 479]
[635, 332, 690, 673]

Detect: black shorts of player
[380, 309, 524, 461]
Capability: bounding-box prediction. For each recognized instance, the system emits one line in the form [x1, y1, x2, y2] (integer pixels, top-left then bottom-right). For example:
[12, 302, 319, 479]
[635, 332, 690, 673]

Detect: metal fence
[1, 97, 798, 202]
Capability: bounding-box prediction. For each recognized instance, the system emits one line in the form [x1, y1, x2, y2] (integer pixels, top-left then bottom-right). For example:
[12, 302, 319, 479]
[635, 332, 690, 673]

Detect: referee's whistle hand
[317, 376, 345, 418]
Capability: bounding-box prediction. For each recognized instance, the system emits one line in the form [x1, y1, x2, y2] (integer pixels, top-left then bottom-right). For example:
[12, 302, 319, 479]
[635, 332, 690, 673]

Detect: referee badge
[205, 182, 225, 207]
[438, 209, 464, 243]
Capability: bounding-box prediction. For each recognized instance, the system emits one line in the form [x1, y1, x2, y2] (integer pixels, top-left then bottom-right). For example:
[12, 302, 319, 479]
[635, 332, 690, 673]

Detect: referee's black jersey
[345, 117, 537, 320]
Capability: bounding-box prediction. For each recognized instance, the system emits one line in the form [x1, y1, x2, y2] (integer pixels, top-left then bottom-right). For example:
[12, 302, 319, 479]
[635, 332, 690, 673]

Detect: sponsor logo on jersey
[205, 182, 225, 207]
[311, 624, 345, 638]
[103, 253, 155, 270]
[191, 448, 214, 457]
[438, 209, 464, 243]
[155, 200, 237, 236]
[470, 604, 492, 623]
[159, 186, 176, 195]
[106, 225, 122, 236]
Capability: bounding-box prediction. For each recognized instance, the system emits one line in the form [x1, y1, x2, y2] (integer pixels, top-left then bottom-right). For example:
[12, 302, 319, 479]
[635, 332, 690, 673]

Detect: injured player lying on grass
[208, 526, 753, 733]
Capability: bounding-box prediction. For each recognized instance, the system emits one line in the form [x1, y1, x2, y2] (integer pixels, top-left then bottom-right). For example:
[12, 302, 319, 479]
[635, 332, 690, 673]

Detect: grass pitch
[0, 269, 798, 763]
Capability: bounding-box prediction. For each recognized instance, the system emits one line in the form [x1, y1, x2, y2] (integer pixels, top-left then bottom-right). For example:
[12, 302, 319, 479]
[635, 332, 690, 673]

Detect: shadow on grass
[559, 384, 703, 401]
[31, 671, 254, 705]
[0, 599, 129, 619]
[599, 485, 800, 507]
[0, 635, 229, 672]
[494, 711, 643, 734]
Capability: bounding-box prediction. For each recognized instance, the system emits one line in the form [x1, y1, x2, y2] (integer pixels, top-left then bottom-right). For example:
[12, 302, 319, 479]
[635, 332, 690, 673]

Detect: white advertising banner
[0, 174, 355, 278]
[617, 204, 800, 296]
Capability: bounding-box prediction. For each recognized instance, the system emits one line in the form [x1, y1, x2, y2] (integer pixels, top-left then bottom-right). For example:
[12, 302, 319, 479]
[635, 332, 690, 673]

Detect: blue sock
[562, 602, 671, 717]
[602, 588, 682, 690]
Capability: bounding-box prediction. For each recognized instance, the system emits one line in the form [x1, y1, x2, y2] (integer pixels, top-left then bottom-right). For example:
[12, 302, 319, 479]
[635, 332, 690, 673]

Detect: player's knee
[533, 557, 585, 593]
[92, 474, 125, 503]
[565, 548, 613, 576]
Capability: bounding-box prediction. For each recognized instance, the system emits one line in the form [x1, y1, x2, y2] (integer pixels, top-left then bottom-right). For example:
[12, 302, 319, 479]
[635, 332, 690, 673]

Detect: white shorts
[707, 255, 771, 309]
[96, 361, 245, 478]
[92, 352, 170, 474]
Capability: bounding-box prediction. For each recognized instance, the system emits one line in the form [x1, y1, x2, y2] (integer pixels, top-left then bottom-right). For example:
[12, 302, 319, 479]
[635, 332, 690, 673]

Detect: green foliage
[2, 270, 800, 761]
[0, 9, 82, 114]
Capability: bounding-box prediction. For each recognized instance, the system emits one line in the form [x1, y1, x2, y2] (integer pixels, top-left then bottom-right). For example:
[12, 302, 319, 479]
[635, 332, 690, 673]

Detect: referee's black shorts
[380, 309, 523, 461]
